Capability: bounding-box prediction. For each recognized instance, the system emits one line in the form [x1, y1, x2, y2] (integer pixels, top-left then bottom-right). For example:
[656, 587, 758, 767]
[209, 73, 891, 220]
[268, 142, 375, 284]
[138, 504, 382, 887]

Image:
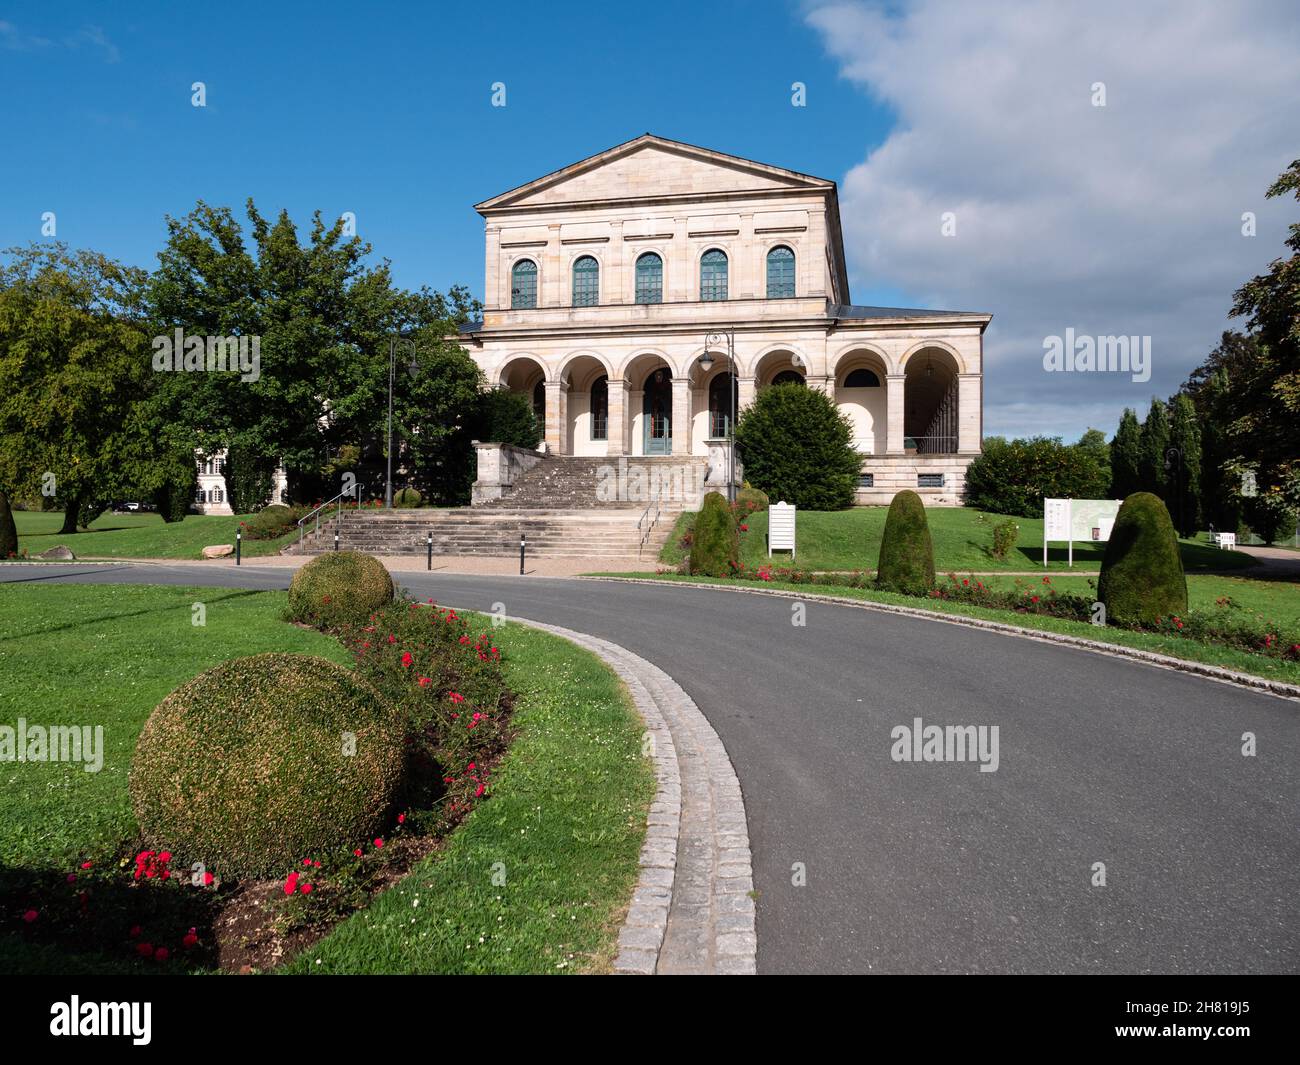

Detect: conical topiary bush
[0, 490, 17, 559]
[875, 489, 935, 595]
[1097, 492, 1187, 625]
[688, 491, 739, 577]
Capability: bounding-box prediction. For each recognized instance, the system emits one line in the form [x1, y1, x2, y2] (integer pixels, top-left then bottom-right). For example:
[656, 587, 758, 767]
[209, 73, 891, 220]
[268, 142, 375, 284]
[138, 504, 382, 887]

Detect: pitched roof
[474, 133, 836, 213]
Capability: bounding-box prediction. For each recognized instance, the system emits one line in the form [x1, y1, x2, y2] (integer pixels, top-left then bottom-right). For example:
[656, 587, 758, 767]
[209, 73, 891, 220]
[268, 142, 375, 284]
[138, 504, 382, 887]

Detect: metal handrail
[636, 485, 663, 558]
[297, 484, 362, 551]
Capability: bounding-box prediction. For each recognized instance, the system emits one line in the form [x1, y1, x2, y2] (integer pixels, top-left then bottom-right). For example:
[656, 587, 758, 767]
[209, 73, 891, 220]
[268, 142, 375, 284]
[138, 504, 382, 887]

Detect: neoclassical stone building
[458, 135, 990, 504]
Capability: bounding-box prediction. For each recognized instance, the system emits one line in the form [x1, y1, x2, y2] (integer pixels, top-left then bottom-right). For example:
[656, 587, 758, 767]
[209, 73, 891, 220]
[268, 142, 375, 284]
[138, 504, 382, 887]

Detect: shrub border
[582, 577, 1300, 703]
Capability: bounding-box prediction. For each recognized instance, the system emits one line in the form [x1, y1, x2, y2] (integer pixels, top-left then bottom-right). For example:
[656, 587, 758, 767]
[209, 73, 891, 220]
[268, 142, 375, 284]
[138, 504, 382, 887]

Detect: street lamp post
[700, 328, 737, 503]
[1165, 446, 1183, 536]
[385, 334, 422, 509]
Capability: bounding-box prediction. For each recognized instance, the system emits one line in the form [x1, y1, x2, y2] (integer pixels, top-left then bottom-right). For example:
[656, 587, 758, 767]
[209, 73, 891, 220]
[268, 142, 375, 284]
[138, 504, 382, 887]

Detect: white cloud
[807, 0, 1300, 439]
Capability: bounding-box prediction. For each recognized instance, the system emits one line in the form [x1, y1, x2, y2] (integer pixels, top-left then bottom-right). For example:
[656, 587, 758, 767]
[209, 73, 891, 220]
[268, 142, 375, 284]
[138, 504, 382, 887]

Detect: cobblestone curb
[581, 577, 1300, 702]
[508, 617, 756, 975]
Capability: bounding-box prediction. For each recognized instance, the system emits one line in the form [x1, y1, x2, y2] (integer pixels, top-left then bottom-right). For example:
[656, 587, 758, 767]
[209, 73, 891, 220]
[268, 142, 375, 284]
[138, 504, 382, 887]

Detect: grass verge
[0, 585, 654, 974]
[659, 506, 1259, 574]
[592, 572, 1300, 685]
[12, 510, 299, 559]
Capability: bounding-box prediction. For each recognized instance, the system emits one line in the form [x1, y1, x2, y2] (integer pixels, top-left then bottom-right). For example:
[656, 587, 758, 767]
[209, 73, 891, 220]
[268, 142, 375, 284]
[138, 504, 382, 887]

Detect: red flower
[203, 871, 215, 886]
[449, 692, 465, 704]
[387, 634, 396, 644]
[22, 909, 38, 923]
[353, 849, 363, 857]
[374, 838, 384, 848]
[129, 924, 142, 938]
[418, 676, 432, 688]
[80, 861, 93, 869]
[401, 652, 413, 668]
[300, 883, 314, 895]
[182, 932, 199, 949]
[154, 947, 169, 962]
[397, 813, 406, 824]
[136, 942, 153, 957]
[284, 872, 300, 895]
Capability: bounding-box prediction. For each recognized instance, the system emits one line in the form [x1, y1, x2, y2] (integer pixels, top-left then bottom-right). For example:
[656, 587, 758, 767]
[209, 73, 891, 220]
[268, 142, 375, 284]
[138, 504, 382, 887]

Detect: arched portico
[834, 348, 889, 455]
[902, 346, 961, 454]
[560, 353, 613, 456]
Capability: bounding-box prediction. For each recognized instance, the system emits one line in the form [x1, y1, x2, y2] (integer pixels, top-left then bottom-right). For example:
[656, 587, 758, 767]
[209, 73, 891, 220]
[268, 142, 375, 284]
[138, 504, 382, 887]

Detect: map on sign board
[1042, 498, 1123, 566]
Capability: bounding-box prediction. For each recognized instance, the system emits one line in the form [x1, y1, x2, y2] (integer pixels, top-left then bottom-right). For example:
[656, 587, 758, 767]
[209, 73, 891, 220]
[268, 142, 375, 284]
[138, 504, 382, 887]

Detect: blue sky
[3, 1, 1298, 441]
[0, 0, 895, 298]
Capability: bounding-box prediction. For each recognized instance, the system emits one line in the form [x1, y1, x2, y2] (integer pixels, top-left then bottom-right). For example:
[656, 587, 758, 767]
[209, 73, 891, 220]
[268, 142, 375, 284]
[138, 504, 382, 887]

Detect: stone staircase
[290, 455, 706, 560]
[291, 506, 682, 559]
[484, 454, 708, 510]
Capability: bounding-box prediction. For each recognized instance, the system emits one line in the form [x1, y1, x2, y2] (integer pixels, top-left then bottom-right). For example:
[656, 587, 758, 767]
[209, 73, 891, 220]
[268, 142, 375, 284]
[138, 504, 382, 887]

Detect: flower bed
[8, 594, 519, 973]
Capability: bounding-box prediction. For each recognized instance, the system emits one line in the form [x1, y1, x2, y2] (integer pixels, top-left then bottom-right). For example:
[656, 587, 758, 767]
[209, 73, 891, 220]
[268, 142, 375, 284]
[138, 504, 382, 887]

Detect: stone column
[957, 373, 982, 453]
[807, 375, 833, 397]
[544, 380, 567, 454]
[606, 379, 627, 456]
[608, 221, 624, 304]
[886, 374, 906, 453]
[671, 377, 692, 455]
[629, 390, 644, 456]
[484, 225, 501, 310]
[737, 376, 757, 414]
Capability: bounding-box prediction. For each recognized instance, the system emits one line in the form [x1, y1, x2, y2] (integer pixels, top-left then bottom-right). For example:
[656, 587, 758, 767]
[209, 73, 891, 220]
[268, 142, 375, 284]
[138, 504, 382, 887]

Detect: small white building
[456, 134, 990, 504]
[191, 451, 287, 515]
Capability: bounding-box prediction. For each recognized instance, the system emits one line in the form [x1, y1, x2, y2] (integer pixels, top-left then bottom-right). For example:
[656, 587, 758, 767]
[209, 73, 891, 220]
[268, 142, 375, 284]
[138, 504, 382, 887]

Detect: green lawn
[596, 572, 1300, 685]
[284, 620, 655, 974]
[660, 506, 1258, 574]
[0, 585, 654, 974]
[11, 510, 299, 560]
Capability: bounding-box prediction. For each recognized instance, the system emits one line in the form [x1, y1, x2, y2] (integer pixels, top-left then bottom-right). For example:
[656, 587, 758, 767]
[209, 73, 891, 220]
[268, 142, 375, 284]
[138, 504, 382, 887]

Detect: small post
[334, 531, 340, 552]
[519, 532, 526, 575]
[235, 530, 241, 566]
[426, 531, 433, 571]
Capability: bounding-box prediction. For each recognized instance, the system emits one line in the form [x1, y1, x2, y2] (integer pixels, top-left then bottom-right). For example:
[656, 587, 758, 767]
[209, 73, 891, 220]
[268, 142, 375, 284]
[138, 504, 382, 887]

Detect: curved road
[5, 563, 1297, 974]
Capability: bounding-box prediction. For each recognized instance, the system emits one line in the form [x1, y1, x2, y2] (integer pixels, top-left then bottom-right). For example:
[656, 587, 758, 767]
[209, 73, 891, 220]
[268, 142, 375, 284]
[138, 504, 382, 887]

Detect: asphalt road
[5, 562, 1297, 974]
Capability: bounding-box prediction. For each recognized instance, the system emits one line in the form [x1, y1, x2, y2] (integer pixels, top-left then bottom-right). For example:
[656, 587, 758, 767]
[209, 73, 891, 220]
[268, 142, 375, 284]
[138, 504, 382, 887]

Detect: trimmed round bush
[130, 654, 406, 878]
[260, 503, 293, 519]
[1098, 492, 1187, 625]
[288, 551, 394, 629]
[734, 486, 769, 515]
[689, 491, 739, 577]
[875, 489, 935, 595]
[393, 487, 422, 509]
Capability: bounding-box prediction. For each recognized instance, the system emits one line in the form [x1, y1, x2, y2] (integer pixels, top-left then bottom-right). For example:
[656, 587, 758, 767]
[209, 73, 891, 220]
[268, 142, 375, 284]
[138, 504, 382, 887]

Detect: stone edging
[506, 616, 757, 975]
[579, 578, 1300, 703]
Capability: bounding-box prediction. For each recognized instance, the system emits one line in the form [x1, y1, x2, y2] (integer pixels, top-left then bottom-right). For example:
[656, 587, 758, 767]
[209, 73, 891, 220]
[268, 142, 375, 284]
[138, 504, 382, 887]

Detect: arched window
[511, 259, 537, 309]
[843, 368, 881, 388]
[590, 375, 608, 440]
[635, 252, 663, 304]
[771, 370, 805, 386]
[572, 256, 599, 307]
[767, 245, 795, 298]
[531, 379, 545, 425]
[700, 249, 728, 301]
[707, 372, 738, 438]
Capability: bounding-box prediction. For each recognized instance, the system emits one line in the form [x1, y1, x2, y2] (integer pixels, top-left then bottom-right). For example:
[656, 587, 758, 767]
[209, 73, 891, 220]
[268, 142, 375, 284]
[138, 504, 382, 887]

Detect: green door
[643, 368, 671, 455]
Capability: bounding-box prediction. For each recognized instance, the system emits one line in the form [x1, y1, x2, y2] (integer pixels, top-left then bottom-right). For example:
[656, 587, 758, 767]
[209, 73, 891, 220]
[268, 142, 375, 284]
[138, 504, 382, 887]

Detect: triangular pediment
[476, 134, 834, 212]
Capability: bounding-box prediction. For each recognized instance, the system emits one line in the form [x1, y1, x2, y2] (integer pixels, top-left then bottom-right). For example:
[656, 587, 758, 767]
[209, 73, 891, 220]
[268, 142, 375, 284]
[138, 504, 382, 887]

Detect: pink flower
[66, 873, 76, 883]
[374, 838, 384, 848]
[397, 813, 406, 824]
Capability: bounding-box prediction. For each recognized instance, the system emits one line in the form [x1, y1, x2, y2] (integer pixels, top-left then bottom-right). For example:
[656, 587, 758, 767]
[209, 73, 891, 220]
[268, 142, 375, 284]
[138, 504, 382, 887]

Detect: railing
[636, 485, 663, 559]
[296, 484, 362, 552]
[904, 435, 958, 455]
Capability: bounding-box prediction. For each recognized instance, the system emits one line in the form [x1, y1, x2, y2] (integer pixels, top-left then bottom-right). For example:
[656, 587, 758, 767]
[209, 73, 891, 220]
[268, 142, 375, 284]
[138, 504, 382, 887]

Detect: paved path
[3, 563, 1296, 974]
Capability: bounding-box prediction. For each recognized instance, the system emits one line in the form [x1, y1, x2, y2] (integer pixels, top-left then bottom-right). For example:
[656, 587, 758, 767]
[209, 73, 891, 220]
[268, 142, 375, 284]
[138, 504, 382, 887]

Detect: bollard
[519, 532, 526, 575]
[426, 531, 432, 571]
[235, 530, 241, 566]
[334, 531, 340, 552]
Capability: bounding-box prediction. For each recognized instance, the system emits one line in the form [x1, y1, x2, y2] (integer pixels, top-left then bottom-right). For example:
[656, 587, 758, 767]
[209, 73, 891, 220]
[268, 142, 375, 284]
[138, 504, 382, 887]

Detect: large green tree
[1138, 398, 1170, 497]
[734, 382, 860, 510]
[1167, 393, 1202, 536]
[1110, 408, 1142, 499]
[0, 244, 159, 533]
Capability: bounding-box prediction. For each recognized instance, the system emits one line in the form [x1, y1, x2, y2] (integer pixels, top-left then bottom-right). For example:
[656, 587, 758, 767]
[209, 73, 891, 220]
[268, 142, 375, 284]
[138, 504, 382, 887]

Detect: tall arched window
[511, 259, 538, 309]
[590, 375, 608, 440]
[700, 249, 728, 301]
[767, 245, 795, 298]
[635, 252, 663, 304]
[707, 372, 738, 438]
[572, 256, 599, 307]
[531, 379, 545, 425]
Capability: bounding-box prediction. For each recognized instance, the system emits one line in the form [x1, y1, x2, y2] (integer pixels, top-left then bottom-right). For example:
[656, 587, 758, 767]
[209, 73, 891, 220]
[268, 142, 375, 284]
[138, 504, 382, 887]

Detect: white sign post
[769, 501, 796, 559]
[1043, 498, 1123, 567]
